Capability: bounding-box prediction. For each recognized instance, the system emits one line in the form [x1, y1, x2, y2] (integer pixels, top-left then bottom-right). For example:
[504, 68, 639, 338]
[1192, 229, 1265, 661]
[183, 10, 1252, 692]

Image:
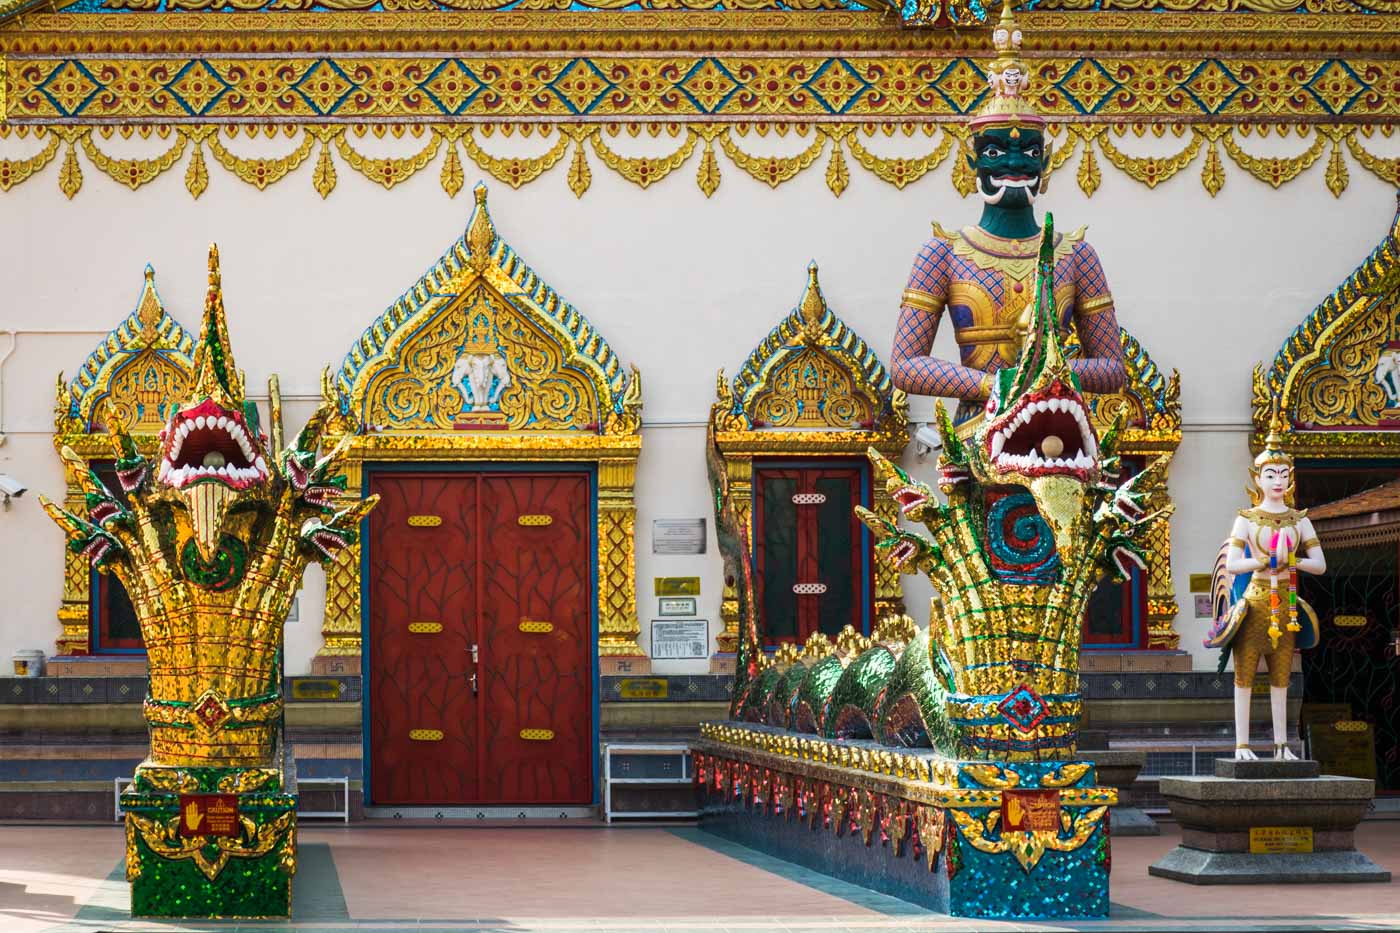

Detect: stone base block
[1149, 847, 1390, 884]
[599, 656, 652, 676]
[1109, 807, 1159, 836]
[1214, 758, 1320, 780]
[1153, 766, 1385, 886]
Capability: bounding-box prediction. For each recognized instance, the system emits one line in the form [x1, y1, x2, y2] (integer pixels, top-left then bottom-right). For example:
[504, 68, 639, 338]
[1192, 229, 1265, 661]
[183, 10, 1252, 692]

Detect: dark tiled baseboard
[0, 675, 361, 705]
[4, 669, 1288, 707]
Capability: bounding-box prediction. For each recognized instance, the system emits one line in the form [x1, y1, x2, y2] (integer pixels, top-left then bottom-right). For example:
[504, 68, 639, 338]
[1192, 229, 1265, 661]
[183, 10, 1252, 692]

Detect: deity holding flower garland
[891, 0, 1127, 427]
[1207, 417, 1325, 761]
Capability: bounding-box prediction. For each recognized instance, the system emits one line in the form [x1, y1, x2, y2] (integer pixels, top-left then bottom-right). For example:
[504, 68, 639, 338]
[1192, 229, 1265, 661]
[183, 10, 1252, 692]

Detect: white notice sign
[651, 620, 709, 660]
[653, 519, 707, 555]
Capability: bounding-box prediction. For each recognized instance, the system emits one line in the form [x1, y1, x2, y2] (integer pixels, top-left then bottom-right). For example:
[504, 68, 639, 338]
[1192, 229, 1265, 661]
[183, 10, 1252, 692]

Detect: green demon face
[968, 127, 1049, 210]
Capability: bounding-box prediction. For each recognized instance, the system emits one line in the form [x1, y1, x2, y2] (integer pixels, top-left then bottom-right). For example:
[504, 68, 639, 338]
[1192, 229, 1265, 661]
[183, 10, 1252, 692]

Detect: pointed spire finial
[968, 0, 1043, 133]
[135, 264, 162, 346]
[1256, 398, 1291, 467]
[798, 261, 826, 341]
[467, 182, 495, 272]
[189, 243, 243, 404]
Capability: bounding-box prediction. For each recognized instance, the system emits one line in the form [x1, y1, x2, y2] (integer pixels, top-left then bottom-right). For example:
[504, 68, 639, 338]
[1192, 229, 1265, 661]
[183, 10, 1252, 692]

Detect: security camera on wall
[913, 424, 943, 459]
[0, 473, 27, 508]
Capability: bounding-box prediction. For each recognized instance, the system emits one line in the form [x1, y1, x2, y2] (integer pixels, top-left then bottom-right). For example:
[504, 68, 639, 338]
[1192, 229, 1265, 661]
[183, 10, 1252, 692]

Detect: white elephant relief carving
[1374, 349, 1400, 409]
[452, 351, 513, 413]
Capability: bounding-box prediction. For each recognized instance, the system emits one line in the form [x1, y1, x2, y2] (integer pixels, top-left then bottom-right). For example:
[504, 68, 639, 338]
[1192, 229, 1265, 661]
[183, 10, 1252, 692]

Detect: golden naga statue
[40, 245, 377, 770]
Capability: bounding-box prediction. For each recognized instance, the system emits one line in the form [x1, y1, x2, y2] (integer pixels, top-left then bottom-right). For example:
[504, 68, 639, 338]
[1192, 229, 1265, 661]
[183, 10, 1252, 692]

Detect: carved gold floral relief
[1293, 299, 1397, 427]
[94, 350, 194, 433]
[364, 283, 598, 431]
[750, 347, 871, 429]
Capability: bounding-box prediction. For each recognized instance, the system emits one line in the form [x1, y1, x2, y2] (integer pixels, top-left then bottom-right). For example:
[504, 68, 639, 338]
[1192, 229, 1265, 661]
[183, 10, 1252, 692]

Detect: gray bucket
[11, 649, 45, 678]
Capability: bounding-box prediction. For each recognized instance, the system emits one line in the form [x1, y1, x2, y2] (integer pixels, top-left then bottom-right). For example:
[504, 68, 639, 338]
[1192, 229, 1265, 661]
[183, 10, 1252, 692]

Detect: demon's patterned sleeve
[890, 239, 990, 401]
[1068, 240, 1126, 393]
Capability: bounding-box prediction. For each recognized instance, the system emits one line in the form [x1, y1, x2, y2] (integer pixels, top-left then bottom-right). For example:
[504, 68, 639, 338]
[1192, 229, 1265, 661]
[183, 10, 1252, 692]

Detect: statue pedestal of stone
[1149, 759, 1388, 884]
[1082, 749, 1156, 836]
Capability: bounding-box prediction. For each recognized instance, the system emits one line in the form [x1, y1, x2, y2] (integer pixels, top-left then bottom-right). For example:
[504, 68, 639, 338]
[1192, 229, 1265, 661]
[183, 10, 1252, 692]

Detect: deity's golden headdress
[1249, 406, 1295, 505]
[968, 1, 1045, 134]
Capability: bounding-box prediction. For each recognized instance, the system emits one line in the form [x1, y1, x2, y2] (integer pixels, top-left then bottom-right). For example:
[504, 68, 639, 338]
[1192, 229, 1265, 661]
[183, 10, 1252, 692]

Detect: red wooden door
[368, 474, 481, 805]
[479, 474, 593, 804]
[368, 471, 593, 806]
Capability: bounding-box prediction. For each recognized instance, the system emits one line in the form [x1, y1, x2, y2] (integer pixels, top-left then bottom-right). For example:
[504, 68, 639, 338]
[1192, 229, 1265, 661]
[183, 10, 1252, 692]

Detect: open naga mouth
[158, 400, 269, 491]
[893, 486, 930, 514]
[988, 385, 1096, 478]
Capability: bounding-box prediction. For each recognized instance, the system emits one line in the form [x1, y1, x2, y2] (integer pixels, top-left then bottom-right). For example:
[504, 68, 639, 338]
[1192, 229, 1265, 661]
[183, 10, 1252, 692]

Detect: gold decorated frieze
[325, 430, 642, 460]
[3, 123, 1397, 203]
[7, 53, 1400, 124]
[4, 11, 1400, 57]
[714, 429, 906, 456]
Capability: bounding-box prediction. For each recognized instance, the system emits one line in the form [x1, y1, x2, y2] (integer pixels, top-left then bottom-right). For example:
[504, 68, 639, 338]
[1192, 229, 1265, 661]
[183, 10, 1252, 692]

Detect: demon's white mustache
[977, 172, 1041, 205]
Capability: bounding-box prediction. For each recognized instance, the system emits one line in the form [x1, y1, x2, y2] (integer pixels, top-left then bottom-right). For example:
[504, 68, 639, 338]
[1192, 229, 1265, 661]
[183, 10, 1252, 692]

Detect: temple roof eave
[60, 266, 196, 435]
[1254, 193, 1400, 440]
[725, 266, 903, 436]
[335, 183, 637, 436]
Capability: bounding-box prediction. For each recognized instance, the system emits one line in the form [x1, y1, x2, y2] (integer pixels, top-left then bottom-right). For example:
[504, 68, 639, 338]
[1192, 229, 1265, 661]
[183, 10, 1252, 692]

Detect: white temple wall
[1, 127, 1397, 673]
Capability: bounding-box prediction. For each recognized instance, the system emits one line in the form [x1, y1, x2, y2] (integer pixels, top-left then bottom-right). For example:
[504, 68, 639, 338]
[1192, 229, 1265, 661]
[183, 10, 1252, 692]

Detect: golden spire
[968, 0, 1044, 133]
[798, 261, 827, 342]
[466, 182, 495, 272]
[188, 244, 244, 405]
[1254, 402, 1292, 468]
[135, 265, 163, 346]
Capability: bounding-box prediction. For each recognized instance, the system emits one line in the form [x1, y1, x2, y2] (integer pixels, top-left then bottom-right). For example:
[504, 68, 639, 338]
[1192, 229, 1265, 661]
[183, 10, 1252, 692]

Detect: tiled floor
[0, 821, 1397, 932]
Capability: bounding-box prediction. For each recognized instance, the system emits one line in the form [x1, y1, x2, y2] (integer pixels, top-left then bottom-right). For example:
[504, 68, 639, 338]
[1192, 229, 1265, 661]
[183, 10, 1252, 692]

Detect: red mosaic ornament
[191, 690, 230, 731]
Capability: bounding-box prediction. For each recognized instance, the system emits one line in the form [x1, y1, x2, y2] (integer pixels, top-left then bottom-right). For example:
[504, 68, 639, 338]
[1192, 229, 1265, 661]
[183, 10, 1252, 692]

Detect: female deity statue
[890, 0, 1126, 425]
[1207, 419, 1324, 761]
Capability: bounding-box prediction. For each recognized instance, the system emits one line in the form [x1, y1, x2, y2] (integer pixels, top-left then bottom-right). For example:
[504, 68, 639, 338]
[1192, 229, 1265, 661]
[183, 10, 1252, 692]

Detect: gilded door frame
[318, 183, 644, 669]
[49, 266, 196, 656]
[710, 263, 909, 653]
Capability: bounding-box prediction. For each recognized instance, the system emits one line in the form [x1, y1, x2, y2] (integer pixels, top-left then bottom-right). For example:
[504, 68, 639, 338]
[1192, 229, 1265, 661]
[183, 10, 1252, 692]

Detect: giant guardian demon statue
[890, 0, 1126, 426]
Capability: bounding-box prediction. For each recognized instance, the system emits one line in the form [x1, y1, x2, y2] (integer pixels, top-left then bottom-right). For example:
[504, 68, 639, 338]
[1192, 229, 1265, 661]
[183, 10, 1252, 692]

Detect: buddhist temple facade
[1, 3, 1398, 817]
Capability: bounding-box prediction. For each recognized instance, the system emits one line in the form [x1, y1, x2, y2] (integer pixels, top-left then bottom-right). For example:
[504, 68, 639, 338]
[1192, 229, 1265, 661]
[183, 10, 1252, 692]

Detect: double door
[367, 471, 593, 806]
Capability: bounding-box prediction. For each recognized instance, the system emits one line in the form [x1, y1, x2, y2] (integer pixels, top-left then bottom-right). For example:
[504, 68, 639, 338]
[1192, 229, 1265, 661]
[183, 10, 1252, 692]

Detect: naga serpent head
[154, 246, 273, 561]
[967, 215, 1098, 559]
